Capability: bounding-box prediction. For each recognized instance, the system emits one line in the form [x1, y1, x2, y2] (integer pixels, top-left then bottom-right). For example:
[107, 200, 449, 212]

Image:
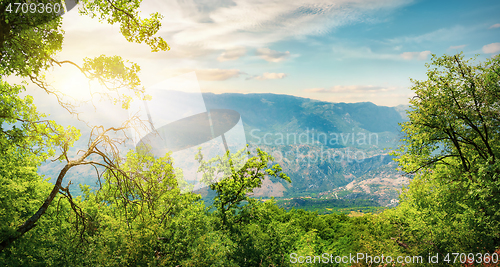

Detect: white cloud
[304, 87, 328, 93]
[302, 85, 410, 106]
[217, 47, 247, 62]
[489, 23, 500, 29]
[194, 69, 244, 81]
[386, 26, 471, 45]
[168, 68, 244, 81]
[448, 44, 467, 50]
[150, 0, 413, 52]
[255, 48, 290, 62]
[305, 85, 396, 93]
[247, 72, 287, 80]
[331, 45, 399, 60]
[58, 0, 415, 71]
[482, 43, 500, 54]
[331, 45, 432, 61]
[399, 50, 431, 60]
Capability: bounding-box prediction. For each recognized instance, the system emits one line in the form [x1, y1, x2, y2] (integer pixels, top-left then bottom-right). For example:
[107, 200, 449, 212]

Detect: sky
[39, 0, 500, 107]
[4, 0, 499, 188]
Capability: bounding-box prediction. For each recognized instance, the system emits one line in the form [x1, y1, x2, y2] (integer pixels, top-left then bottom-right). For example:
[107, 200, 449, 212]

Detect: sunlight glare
[58, 70, 94, 101]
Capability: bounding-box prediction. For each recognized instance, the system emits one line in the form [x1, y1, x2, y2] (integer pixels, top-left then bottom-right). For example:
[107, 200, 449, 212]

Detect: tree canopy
[1, 0, 500, 265]
[0, 0, 169, 252]
[392, 53, 500, 256]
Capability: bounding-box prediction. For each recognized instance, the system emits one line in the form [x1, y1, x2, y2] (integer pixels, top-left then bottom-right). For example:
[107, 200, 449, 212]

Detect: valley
[39, 92, 409, 214]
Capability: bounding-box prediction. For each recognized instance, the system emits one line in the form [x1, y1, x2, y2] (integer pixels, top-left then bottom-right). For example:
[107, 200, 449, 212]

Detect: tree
[392, 53, 500, 254]
[195, 146, 296, 266]
[196, 146, 291, 228]
[0, 0, 170, 252]
[73, 147, 199, 266]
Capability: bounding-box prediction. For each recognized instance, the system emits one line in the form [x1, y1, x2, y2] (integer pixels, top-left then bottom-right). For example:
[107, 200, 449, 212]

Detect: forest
[1, 0, 500, 266]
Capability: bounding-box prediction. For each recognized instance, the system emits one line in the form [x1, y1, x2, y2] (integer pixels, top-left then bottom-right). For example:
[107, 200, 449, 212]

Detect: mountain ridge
[39, 92, 409, 205]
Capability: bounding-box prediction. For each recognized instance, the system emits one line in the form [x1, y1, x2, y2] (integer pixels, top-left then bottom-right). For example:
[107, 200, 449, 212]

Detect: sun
[54, 68, 95, 101]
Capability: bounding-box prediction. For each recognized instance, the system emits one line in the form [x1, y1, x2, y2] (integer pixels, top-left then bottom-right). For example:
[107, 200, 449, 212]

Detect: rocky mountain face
[40, 92, 410, 205]
[201, 93, 409, 205]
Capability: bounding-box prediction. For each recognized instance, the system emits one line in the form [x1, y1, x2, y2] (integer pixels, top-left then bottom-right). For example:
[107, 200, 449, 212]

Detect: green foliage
[0, 78, 80, 252]
[390, 53, 500, 258]
[78, 148, 198, 265]
[79, 0, 170, 52]
[156, 203, 237, 267]
[394, 53, 500, 174]
[4, 0, 499, 262]
[0, 140, 409, 266]
[0, 81, 80, 159]
[276, 197, 383, 214]
[0, 151, 51, 258]
[0, 0, 63, 78]
[196, 146, 291, 228]
[0, 0, 170, 255]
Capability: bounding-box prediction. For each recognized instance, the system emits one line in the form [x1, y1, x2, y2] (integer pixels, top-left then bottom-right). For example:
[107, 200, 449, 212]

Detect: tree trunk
[0, 162, 73, 252]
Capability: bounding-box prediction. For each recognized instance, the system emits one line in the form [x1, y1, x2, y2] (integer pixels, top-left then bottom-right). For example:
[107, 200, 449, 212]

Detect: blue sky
[46, 0, 500, 107]
[5, 0, 498, 188]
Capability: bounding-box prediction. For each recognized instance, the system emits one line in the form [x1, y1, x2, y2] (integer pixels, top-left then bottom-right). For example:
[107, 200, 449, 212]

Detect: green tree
[155, 202, 238, 267]
[196, 147, 295, 265]
[73, 147, 199, 266]
[392, 53, 500, 255]
[0, 0, 169, 252]
[196, 146, 291, 228]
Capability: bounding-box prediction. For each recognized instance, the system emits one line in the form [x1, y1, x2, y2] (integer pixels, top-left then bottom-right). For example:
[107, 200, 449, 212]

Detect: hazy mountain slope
[202, 93, 404, 134]
[201, 93, 408, 203]
[39, 92, 408, 203]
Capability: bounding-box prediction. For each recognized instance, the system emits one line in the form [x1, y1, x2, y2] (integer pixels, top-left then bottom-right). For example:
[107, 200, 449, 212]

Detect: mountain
[201, 93, 409, 205]
[203, 93, 404, 135]
[39, 93, 409, 205]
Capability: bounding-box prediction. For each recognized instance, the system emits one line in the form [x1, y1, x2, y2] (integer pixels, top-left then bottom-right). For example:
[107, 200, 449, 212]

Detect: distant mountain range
[203, 93, 406, 135]
[39, 93, 410, 205]
[200, 93, 409, 205]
